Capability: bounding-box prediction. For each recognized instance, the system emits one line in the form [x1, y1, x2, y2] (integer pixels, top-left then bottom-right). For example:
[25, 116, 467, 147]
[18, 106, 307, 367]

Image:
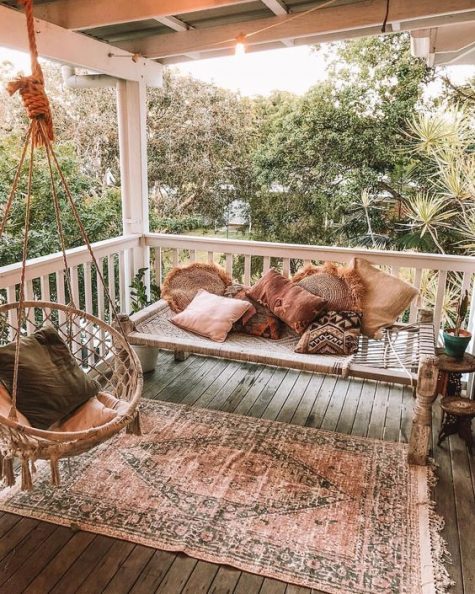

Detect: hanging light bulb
[235, 33, 246, 57]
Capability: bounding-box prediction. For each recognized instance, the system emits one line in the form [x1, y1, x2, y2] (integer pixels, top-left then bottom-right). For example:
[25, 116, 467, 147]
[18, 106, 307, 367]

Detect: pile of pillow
[163, 258, 419, 355]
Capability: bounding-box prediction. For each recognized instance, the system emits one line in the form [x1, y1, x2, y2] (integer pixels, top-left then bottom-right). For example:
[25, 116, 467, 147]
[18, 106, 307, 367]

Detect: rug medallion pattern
[0, 401, 438, 593]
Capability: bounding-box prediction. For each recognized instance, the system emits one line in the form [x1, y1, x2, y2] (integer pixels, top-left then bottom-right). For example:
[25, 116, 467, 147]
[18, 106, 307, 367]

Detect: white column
[117, 79, 149, 308]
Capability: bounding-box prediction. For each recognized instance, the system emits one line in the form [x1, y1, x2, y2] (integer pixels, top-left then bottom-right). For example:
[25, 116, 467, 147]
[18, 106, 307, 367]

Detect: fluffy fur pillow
[225, 284, 283, 339]
[171, 289, 253, 342]
[246, 269, 327, 335]
[162, 262, 232, 313]
[352, 257, 419, 339]
[292, 262, 364, 312]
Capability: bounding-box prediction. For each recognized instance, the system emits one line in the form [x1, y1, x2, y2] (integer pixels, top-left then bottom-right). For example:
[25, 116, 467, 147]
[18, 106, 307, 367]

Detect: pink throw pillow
[171, 289, 253, 342]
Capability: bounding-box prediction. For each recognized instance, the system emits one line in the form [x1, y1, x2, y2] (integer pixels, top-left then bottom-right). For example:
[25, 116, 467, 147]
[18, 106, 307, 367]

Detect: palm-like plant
[402, 192, 456, 253]
[407, 107, 473, 156]
[419, 271, 462, 327]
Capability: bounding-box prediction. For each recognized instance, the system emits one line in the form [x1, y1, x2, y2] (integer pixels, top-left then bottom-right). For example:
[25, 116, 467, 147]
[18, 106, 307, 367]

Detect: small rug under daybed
[0, 401, 449, 594]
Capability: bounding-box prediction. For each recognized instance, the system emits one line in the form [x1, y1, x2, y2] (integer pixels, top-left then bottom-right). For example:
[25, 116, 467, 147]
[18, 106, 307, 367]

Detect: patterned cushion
[293, 262, 364, 312]
[295, 310, 362, 355]
[162, 262, 232, 313]
[246, 269, 327, 335]
[225, 284, 283, 340]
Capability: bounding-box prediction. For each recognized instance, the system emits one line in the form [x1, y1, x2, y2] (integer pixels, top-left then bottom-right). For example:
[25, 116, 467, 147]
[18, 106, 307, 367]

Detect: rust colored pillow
[246, 269, 327, 335]
[225, 284, 283, 340]
[292, 262, 364, 312]
[162, 262, 232, 313]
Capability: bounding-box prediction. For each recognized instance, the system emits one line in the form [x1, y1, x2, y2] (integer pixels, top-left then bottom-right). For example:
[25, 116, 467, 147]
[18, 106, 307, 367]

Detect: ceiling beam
[0, 5, 163, 87]
[260, 0, 288, 17]
[33, 0, 252, 31]
[260, 0, 294, 46]
[114, 0, 475, 59]
[155, 16, 191, 33]
[154, 15, 199, 59]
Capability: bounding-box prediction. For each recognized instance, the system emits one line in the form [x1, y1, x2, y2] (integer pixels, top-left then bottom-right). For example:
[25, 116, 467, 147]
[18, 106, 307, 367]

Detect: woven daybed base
[127, 300, 435, 385]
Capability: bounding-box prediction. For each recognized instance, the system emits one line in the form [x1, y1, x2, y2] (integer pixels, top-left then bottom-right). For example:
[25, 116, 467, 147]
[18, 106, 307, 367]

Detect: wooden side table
[437, 352, 475, 453]
[438, 397, 475, 454]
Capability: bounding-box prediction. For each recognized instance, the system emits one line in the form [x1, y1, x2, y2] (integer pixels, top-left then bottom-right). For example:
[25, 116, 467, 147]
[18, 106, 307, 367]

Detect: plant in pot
[130, 268, 161, 373]
[443, 290, 472, 360]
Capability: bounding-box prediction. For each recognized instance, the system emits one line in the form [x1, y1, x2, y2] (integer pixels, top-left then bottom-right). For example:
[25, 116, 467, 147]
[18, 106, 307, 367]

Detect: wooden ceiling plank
[0, 4, 163, 86]
[33, 0, 253, 31]
[114, 0, 475, 59]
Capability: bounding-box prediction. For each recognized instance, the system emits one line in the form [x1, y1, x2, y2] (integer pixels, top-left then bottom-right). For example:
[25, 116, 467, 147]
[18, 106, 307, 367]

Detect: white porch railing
[1, 232, 475, 351]
[144, 232, 475, 348]
[0, 235, 142, 326]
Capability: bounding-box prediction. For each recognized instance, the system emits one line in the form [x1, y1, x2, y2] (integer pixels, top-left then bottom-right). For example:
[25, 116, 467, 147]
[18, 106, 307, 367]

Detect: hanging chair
[0, 0, 143, 490]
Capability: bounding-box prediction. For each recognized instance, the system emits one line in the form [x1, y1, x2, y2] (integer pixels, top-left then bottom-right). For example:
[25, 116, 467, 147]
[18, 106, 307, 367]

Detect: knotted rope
[6, 0, 53, 147]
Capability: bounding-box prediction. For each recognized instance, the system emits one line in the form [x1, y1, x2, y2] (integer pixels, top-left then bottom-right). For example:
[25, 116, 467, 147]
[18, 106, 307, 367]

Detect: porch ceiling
[1, 0, 475, 64]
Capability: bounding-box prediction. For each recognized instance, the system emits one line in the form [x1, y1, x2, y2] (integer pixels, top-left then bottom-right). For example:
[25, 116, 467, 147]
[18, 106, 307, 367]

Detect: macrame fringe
[3, 456, 15, 487]
[50, 459, 61, 486]
[21, 457, 33, 491]
[126, 411, 142, 436]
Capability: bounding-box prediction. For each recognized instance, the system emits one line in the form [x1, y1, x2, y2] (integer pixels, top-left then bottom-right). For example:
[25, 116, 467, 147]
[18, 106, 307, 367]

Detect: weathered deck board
[0, 351, 473, 594]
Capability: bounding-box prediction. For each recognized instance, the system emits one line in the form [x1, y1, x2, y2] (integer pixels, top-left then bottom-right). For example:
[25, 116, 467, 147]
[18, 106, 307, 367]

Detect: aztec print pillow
[225, 284, 283, 340]
[292, 262, 364, 312]
[295, 310, 362, 356]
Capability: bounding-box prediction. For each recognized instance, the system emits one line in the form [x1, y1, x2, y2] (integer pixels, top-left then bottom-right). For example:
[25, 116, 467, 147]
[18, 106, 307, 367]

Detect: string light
[235, 33, 246, 57]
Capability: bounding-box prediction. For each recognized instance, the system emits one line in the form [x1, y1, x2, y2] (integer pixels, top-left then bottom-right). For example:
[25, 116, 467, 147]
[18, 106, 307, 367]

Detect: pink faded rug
[0, 401, 449, 594]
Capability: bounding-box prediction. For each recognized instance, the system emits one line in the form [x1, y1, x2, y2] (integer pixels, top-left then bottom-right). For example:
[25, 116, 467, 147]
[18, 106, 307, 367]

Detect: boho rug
[0, 401, 449, 594]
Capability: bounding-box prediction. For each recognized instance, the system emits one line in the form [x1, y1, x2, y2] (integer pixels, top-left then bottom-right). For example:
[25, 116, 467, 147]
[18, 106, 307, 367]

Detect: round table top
[441, 396, 475, 416]
[436, 351, 475, 373]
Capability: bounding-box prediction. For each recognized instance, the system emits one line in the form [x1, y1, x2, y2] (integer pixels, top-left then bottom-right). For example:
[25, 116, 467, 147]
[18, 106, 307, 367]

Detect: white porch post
[117, 79, 149, 310]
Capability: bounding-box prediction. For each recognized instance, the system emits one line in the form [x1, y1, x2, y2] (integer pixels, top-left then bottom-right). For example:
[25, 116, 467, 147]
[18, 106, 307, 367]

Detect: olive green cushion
[0, 327, 100, 429]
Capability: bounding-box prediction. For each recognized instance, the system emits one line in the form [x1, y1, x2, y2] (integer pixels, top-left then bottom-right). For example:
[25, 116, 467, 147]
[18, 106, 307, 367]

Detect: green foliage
[150, 214, 204, 234]
[147, 70, 259, 223]
[250, 34, 433, 247]
[129, 268, 161, 314]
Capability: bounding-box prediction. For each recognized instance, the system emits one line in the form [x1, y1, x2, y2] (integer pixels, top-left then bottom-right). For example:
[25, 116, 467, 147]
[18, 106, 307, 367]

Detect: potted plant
[130, 268, 161, 373]
[443, 290, 472, 360]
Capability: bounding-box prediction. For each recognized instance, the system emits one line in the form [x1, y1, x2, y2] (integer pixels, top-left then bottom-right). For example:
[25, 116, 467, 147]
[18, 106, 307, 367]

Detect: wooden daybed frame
[125, 299, 436, 385]
[122, 300, 439, 466]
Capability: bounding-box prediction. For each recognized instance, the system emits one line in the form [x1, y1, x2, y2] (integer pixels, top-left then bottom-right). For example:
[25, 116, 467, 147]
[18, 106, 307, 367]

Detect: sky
[1, 44, 474, 97]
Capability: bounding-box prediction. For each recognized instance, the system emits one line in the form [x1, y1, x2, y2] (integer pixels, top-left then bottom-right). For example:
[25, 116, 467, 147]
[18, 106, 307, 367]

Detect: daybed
[125, 300, 435, 386]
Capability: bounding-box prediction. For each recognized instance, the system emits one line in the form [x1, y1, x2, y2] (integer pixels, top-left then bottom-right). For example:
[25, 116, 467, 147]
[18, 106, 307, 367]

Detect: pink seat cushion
[171, 289, 253, 342]
[0, 382, 31, 426]
[53, 393, 119, 432]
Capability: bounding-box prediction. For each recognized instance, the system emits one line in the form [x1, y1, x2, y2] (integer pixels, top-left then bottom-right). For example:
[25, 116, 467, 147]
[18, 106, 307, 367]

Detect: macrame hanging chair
[0, 0, 143, 490]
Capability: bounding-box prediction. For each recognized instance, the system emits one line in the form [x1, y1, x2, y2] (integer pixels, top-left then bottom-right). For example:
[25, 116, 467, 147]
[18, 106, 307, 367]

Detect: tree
[147, 70, 258, 224]
[250, 34, 433, 246]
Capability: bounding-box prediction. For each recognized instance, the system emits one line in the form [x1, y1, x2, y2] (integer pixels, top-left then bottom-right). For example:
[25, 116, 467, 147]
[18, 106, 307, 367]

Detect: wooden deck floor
[0, 351, 474, 594]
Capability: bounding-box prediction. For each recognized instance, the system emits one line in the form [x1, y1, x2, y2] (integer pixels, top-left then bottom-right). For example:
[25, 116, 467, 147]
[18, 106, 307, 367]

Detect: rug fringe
[418, 461, 454, 594]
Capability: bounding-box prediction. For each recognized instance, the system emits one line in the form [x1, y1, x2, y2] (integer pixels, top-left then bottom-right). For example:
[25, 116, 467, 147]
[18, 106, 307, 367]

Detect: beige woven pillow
[352, 258, 419, 339]
[162, 262, 232, 313]
[292, 262, 364, 311]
